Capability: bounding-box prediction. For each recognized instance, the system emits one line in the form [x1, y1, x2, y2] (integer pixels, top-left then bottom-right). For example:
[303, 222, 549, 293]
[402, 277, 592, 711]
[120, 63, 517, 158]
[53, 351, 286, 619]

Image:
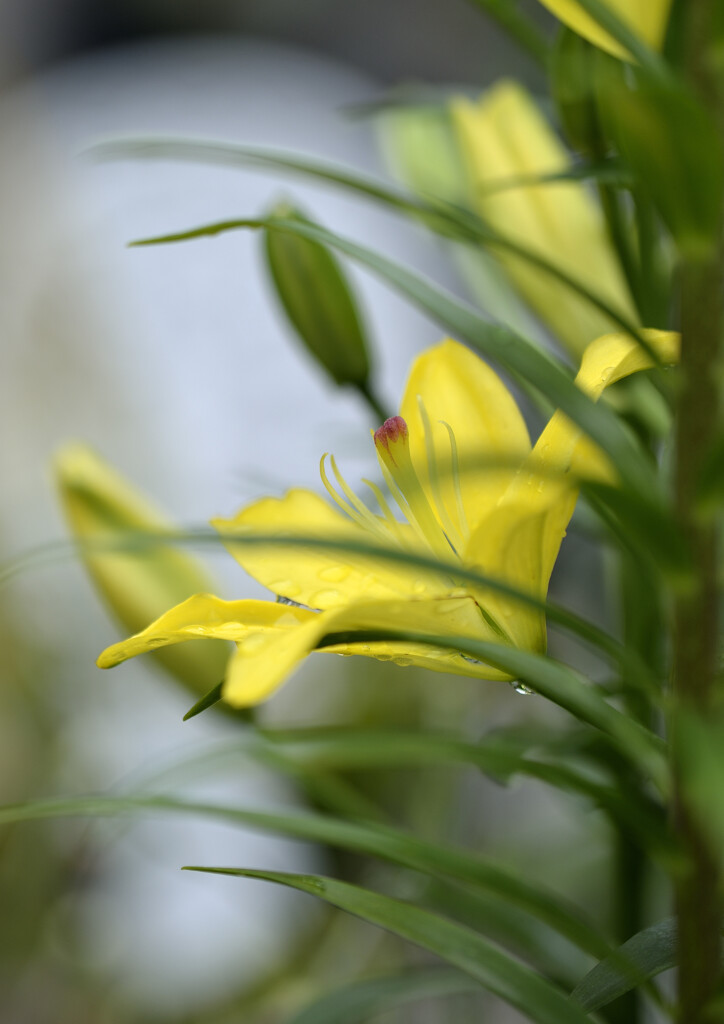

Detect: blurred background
[0, 4, 624, 1023]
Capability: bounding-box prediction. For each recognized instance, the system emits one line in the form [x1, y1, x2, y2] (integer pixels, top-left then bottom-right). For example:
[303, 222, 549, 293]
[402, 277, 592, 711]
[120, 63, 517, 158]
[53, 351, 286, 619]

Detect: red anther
[374, 416, 409, 456]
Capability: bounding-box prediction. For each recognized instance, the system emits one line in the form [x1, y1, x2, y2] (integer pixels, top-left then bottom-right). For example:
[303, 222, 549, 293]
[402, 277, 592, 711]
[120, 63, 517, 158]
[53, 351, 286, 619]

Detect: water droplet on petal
[312, 589, 340, 606]
[393, 656, 412, 667]
[276, 594, 311, 610]
[319, 565, 351, 583]
[511, 681, 535, 695]
[413, 579, 428, 595]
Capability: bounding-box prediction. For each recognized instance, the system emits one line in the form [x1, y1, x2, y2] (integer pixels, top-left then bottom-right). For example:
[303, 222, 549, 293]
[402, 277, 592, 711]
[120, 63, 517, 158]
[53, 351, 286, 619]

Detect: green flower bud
[54, 443, 229, 698]
[265, 204, 372, 388]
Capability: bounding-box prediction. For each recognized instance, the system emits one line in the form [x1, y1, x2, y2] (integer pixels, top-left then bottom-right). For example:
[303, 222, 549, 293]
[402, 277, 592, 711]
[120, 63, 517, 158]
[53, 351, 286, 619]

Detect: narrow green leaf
[252, 727, 671, 857]
[571, 917, 677, 1011]
[0, 528, 663, 696]
[596, 57, 724, 259]
[127, 211, 660, 496]
[581, 479, 690, 582]
[90, 137, 658, 363]
[0, 793, 611, 960]
[565, 0, 670, 75]
[475, 158, 630, 193]
[317, 631, 668, 794]
[183, 681, 223, 720]
[185, 866, 594, 1024]
[287, 969, 479, 1024]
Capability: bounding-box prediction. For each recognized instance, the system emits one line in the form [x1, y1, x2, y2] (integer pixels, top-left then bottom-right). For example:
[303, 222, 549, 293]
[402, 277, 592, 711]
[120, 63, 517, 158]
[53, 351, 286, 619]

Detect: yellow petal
[537, 0, 671, 59]
[466, 329, 679, 633]
[575, 328, 680, 399]
[97, 593, 315, 668]
[451, 82, 638, 356]
[213, 488, 448, 608]
[399, 338, 530, 535]
[55, 443, 229, 696]
[223, 594, 513, 707]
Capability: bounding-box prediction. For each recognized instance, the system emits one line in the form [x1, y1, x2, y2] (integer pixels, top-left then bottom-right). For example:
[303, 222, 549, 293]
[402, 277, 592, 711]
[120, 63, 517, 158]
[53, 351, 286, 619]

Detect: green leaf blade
[185, 866, 594, 1024]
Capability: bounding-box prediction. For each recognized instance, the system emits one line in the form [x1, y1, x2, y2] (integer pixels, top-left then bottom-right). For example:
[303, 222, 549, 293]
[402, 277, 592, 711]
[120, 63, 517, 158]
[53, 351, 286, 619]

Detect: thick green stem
[672, 255, 723, 1023]
[671, 3, 724, 1021]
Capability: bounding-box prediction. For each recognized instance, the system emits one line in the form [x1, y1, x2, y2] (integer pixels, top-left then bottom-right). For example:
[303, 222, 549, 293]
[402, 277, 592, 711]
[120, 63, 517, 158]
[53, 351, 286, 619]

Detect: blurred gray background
[0, 5, 611, 1024]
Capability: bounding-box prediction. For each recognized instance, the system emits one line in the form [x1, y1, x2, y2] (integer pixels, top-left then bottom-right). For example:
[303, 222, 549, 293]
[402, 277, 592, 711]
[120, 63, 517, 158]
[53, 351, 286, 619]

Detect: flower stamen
[440, 419, 469, 544]
[374, 417, 455, 559]
[416, 397, 464, 553]
[319, 454, 389, 542]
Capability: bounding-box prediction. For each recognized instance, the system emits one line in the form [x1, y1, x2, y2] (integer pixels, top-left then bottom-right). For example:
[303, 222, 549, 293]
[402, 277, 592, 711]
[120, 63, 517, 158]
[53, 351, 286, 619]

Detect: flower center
[320, 411, 467, 561]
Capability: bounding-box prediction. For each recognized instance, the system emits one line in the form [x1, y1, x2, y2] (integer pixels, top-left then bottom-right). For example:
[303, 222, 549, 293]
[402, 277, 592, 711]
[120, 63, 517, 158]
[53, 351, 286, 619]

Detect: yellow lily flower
[536, 0, 672, 59]
[98, 331, 678, 707]
[451, 81, 638, 357]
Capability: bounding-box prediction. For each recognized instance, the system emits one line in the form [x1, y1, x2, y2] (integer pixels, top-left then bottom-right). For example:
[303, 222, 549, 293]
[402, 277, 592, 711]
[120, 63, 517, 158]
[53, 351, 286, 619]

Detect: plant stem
[672, 251, 723, 1023]
[672, 5, 724, 1019]
[356, 379, 391, 424]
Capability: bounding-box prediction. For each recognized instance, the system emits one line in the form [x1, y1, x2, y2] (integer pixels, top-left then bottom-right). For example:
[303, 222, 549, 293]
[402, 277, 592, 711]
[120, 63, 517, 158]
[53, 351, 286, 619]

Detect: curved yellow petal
[399, 338, 530, 536]
[223, 595, 513, 707]
[466, 329, 679, 628]
[97, 593, 315, 669]
[451, 82, 637, 356]
[575, 329, 680, 399]
[537, 0, 671, 59]
[213, 488, 448, 609]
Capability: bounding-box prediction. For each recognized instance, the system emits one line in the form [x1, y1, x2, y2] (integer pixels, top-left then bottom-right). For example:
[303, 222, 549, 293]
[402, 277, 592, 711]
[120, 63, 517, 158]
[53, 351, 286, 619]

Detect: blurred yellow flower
[451, 81, 638, 357]
[98, 331, 678, 707]
[56, 444, 229, 696]
[537, 0, 671, 59]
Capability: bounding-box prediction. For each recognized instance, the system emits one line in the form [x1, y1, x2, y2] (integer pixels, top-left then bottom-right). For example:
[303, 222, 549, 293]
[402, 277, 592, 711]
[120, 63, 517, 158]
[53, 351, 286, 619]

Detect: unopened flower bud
[55, 443, 229, 698]
[265, 203, 372, 388]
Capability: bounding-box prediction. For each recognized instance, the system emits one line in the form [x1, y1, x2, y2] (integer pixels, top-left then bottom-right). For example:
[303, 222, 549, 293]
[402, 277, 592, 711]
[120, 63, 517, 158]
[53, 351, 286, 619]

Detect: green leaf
[596, 57, 724, 259]
[251, 727, 671, 858]
[317, 631, 668, 794]
[185, 866, 594, 1024]
[91, 137, 658, 363]
[581, 479, 690, 583]
[566, 0, 670, 75]
[182, 681, 223, 720]
[264, 203, 372, 388]
[286, 969, 479, 1024]
[571, 917, 677, 1011]
[0, 792, 611, 960]
[550, 29, 606, 157]
[127, 211, 660, 495]
[0, 529, 663, 696]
